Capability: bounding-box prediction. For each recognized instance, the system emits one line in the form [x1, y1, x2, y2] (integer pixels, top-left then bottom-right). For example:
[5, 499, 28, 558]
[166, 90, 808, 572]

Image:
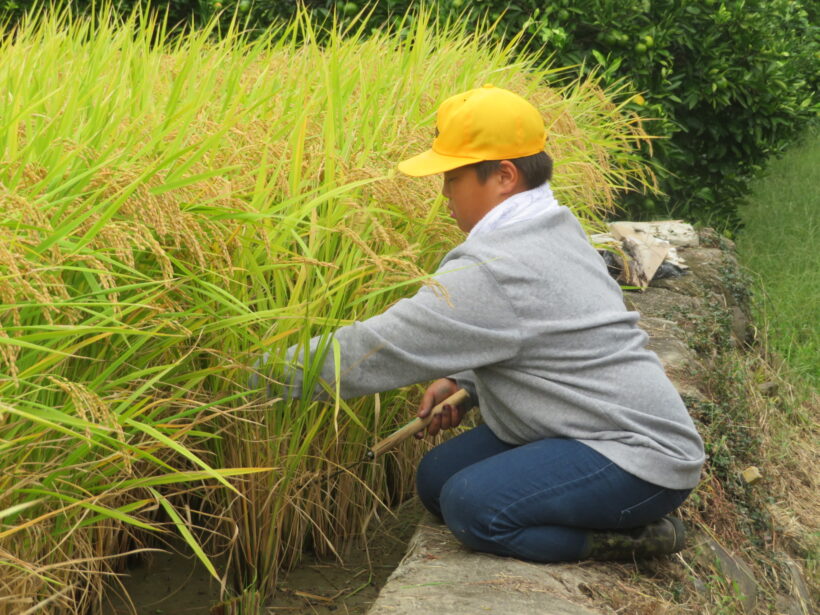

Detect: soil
[106, 498, 423, 615]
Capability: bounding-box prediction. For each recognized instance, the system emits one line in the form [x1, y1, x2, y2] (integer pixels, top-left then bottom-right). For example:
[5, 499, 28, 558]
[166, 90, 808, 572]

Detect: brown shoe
[583, 516, 686, 561]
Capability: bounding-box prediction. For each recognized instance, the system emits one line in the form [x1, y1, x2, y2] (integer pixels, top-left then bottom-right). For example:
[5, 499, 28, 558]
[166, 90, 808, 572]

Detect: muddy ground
[107, 499, 423, 615]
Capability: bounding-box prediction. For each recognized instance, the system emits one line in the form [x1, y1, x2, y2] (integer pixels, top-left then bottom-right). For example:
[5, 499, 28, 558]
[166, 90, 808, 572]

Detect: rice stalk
[0, 3, 654, 612]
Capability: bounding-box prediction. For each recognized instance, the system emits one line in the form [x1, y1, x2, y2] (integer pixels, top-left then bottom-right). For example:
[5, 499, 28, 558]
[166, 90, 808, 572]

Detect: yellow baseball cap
[398, 84, 546, 177]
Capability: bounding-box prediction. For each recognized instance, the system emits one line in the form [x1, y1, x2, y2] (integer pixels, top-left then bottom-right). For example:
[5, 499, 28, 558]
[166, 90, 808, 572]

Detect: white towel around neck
[468, 182, 559, 238]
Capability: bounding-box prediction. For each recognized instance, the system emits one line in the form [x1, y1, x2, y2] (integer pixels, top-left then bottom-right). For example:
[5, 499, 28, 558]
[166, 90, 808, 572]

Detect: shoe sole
[665, 516, 686, 553]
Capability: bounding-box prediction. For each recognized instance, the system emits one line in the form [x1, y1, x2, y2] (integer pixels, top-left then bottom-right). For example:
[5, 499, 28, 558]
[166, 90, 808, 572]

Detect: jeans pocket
[617, 488, 690, 529]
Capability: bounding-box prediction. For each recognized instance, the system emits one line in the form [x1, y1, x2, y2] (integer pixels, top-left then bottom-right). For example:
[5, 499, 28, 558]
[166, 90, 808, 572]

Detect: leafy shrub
[0, 0, 208, 26]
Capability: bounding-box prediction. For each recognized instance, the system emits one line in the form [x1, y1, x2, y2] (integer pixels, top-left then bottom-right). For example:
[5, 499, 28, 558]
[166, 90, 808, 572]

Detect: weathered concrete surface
[774, 553, 815, 615]
[694, 532, 760, 614]
[368, 513, 608, 615]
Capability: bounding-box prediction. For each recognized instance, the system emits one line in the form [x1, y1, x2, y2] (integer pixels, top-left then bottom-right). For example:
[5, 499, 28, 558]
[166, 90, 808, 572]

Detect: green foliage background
[2, 0, 818, 230]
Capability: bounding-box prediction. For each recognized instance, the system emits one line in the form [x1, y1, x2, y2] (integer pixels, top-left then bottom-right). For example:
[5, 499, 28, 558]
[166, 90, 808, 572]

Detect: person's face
[441, 166, 503, 233]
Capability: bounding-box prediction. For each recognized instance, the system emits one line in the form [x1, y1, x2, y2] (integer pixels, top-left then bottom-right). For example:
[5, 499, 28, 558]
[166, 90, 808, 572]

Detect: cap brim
[397, 148, 481, 177]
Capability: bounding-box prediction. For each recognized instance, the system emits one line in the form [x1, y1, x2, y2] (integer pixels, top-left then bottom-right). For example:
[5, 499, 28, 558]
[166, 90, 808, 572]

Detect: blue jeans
[416, 425, 691, 562]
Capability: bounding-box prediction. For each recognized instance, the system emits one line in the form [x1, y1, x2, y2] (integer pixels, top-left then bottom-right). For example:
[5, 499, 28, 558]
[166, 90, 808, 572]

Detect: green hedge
[3, 0, 817, 230]
[0, 1, 209, 27]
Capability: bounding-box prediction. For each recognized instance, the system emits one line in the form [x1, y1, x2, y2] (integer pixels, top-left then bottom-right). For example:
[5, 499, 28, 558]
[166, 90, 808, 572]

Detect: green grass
[736, 132, 819, 387]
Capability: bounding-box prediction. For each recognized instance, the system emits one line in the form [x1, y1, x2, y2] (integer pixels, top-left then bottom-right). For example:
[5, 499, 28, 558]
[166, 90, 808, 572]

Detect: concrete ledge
[367, 513, 608, 615]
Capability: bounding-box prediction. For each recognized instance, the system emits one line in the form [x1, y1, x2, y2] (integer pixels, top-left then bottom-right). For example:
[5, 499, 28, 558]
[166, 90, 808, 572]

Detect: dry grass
[585, 343, 818, 614]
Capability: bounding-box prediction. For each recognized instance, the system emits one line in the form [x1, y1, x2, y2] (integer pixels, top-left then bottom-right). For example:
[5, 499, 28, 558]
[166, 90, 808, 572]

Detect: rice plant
[0, 3, 653, 612]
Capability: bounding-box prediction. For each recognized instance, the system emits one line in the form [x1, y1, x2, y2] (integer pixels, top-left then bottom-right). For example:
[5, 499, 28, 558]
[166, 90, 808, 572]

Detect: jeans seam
[487, 461, 615, 541]
[617, 488, 665, 526]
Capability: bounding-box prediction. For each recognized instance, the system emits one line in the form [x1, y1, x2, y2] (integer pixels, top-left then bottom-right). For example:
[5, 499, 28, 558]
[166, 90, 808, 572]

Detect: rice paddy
[0, 5, 653, 612]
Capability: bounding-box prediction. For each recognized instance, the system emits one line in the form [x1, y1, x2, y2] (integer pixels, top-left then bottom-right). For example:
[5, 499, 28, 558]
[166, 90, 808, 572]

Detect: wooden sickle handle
[369, 388, 471, 459]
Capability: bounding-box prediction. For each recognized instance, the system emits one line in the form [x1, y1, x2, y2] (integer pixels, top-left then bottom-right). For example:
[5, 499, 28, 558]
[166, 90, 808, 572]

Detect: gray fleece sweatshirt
[275, 206, 705, 490]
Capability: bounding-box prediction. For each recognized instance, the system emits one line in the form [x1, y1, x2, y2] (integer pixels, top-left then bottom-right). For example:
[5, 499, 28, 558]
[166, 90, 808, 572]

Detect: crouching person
[251, 84, 704, 563]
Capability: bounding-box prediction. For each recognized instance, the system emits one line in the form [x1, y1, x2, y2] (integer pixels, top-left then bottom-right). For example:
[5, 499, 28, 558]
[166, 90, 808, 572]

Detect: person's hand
[416, 378, 467, 439]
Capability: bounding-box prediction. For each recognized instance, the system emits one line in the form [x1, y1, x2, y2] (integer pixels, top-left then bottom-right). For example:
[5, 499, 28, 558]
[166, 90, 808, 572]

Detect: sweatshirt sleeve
[280, 256, 522, 400]
[447, 370, 478, 401]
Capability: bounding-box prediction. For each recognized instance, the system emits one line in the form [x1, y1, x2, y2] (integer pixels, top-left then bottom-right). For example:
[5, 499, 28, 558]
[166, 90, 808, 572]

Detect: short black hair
[469, 152, 553, 189]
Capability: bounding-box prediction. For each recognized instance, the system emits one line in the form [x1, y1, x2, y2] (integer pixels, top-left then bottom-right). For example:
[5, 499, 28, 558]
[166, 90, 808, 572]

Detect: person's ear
[496, 160, 524, 194]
